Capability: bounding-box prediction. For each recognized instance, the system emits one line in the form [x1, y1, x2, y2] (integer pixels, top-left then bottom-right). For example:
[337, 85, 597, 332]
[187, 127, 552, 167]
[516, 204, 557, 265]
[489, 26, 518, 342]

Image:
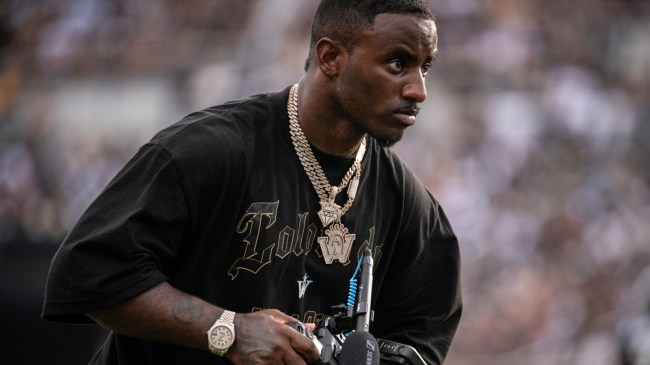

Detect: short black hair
[304, 0, 435, 71]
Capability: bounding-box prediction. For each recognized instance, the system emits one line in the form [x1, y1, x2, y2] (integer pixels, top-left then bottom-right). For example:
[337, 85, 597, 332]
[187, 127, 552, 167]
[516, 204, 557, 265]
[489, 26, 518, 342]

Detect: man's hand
[227, 309, 321, 365]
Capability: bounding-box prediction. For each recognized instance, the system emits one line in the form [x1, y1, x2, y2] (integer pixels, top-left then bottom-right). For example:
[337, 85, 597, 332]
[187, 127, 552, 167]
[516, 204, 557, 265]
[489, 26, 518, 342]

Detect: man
[42, 1, 462, 364]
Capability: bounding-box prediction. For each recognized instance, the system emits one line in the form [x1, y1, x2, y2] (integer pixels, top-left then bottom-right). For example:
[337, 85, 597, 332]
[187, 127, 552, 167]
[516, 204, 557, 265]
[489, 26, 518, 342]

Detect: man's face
[334, 13, 438, 146]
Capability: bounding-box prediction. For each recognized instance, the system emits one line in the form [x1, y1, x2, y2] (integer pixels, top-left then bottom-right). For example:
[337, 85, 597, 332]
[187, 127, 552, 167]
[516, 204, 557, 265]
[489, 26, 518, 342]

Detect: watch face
[210, 325, 234, 348]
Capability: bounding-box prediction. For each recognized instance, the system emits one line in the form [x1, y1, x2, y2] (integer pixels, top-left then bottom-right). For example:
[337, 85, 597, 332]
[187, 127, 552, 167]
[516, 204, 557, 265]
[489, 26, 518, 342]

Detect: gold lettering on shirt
[228, 201, 279, 279]
[228, 201, 382, 280]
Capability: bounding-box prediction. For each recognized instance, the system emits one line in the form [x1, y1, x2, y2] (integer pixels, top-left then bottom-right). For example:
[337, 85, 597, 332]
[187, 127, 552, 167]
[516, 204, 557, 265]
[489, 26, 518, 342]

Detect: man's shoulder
[149, 88, 290, 154]
[366, 139, 439, 206]
[367, 139, 416, 180]
[159, 92, 278, 140]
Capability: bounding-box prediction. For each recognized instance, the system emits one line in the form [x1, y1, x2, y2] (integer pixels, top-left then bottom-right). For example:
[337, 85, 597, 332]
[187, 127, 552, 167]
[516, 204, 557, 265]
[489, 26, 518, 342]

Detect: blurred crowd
[1, 0, 649, 364]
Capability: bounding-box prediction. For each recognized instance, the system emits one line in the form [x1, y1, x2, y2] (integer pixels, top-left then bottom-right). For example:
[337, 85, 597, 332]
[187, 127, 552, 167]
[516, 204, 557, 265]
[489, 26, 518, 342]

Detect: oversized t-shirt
[43, 86, 462, 365]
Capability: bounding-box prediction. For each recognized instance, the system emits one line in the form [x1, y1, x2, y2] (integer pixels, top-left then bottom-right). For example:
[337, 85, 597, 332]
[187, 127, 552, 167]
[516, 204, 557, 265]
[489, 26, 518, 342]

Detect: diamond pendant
[317, 222, 356, 264]
[317, 200, 341, 228]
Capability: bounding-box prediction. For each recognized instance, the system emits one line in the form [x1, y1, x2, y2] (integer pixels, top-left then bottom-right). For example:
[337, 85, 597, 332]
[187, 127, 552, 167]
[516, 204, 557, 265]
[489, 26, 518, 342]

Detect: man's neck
[296, 78, 365, 157]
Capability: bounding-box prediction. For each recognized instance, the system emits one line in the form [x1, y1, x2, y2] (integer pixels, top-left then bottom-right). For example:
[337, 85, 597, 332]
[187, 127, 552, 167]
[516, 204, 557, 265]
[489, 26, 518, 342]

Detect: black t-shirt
[43, 86, 461, 365]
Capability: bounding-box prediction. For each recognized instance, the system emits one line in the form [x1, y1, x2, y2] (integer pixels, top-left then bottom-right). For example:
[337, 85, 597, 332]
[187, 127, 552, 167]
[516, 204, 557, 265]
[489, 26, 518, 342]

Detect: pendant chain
[287, 84, 365, 221]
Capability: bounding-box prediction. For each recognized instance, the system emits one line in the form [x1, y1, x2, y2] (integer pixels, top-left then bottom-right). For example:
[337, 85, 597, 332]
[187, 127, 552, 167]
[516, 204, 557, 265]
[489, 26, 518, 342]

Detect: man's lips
[394, 106, 419, 126]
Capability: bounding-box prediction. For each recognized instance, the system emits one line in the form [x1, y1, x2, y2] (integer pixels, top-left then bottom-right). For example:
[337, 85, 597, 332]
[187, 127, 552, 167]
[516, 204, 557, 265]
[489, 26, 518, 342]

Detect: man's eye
[422, 63, 431, 76]
[388, 60, 404, 73]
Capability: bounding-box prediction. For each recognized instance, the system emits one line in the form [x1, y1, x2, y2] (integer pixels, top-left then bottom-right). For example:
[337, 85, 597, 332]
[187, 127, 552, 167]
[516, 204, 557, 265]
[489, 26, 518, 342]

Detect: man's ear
[315, 38, 346, 77]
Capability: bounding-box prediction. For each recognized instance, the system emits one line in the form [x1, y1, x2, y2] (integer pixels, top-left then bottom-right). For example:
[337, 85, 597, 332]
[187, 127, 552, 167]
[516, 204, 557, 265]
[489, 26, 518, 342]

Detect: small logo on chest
[297, 273, 313, 299]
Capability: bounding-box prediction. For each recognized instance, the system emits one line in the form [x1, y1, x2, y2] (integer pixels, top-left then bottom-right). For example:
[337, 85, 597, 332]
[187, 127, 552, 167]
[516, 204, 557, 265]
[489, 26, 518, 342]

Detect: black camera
[288, 249, 428, 365]
[377, 339, 427, 365]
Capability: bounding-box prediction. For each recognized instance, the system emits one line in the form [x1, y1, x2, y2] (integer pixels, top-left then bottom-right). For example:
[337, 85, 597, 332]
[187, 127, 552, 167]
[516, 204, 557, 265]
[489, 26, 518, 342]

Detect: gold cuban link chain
[287, 84, 365, 221]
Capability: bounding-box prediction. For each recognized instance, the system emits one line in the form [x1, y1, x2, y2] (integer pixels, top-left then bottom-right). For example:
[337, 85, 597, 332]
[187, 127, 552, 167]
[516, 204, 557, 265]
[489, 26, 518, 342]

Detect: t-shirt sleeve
[42, 144, 189, 324]
[371, 180, 462, 365]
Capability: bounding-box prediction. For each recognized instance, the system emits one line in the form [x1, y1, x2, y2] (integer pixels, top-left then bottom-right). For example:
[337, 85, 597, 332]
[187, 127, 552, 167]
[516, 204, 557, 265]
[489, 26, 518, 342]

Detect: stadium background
[1, 0, 649, 364]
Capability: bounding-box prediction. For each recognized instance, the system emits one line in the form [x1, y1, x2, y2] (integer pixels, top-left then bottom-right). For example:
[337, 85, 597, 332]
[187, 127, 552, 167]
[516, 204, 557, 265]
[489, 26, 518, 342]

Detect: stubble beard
[333, 82, 402, 150]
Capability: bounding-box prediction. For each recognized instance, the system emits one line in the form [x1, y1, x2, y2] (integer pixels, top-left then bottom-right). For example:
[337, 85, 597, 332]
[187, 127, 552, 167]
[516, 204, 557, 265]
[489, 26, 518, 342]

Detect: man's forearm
[86, 281, 219, 351]
[85, 281, 321, 364]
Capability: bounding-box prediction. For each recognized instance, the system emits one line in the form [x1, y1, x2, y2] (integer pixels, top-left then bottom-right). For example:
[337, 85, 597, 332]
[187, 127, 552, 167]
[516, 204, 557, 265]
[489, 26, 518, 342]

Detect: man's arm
[86, 281, 320, 365]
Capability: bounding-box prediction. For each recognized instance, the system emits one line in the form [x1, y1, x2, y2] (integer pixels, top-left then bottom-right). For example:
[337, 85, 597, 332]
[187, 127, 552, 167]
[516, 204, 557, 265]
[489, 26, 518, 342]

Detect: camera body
[377, 339, 427, 365]
[289, 321, 428, 365]
[287, 317, 345, 364]
[287, 249, 427, 365]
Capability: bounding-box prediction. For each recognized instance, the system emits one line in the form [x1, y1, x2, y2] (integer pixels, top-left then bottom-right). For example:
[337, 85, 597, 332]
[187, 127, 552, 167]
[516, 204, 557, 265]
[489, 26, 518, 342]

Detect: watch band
[219, 310, 236, 325]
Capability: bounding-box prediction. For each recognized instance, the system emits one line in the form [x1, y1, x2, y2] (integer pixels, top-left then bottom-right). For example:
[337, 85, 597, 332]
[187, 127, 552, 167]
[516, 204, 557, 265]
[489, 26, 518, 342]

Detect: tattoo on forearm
[171, 295, 204, 325]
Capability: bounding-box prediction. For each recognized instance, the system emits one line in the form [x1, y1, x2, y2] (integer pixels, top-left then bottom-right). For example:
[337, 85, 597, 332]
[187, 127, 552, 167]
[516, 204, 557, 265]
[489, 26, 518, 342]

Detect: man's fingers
[266, 309, 299, 324]
[233, 309, 320, 364]
[288, 327, 321, 363]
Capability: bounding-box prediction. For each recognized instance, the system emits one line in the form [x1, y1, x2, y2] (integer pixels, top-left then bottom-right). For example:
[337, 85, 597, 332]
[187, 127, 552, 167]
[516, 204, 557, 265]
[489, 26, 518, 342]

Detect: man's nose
[402, 72, 427, 103]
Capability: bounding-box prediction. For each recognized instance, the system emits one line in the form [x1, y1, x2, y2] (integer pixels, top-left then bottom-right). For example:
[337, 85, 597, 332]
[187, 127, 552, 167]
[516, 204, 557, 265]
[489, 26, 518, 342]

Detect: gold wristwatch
[207, 310, 236, 356]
